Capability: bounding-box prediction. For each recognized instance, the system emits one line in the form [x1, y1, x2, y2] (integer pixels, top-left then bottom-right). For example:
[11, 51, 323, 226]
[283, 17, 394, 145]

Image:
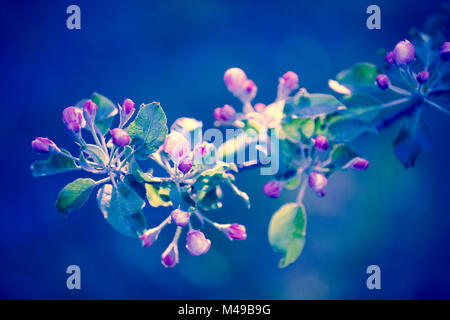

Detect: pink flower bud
[314, 135, 329, 151]
[122, 98, 135, 115]
[393, 39, 415, 66]
[263, 180, 283, 198]
[193, 145, 207, 165]
[308, 172, 327, 195]
[110, 128, 131, 147]
[344, 157, 370, 171]
[170, 209, 190, 227]
[416, 70, 430, 84]
[440, 42, 450, 61]
[282, 71, 299, 91]
[385, 51, 395, 66]
[213, 107, 222, 121]
[62, 106, 85, 131]
[375, 74, 390, 90]
[161, 243, 179, 268]
[139, 227, 161, 247]
[220, 104, 236, 121]
[224, 67, 247, 93]
[254, 103, 266, 113]
[83, 100, 97, 116]
[186, 230, 211, 256]
[218, 223, 247, 240]
[31, 137, 57, 153]
[178, 156, 193, 174]
[162, 132, 191, 162]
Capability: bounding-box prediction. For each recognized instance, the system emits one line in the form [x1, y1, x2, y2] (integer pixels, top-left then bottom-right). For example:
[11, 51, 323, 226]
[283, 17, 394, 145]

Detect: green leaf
[327, 145, 358, 170]
[284, 176, 301, 190]
[126, 102, 168, 160]
[97, 183, 146, 238]
[427, 89, 450, 108]
[81, 144, 108, 167]
[128, 157, 162, 184]
[197, 186, 223, 211]
[290, 93, 346, 118]
[30, 149, 78, 177]
[91, 93, 119, 135]
[145, 183, 172, 208]
[337, 94, 382, 122]
[335, 62, 379, 91]
[282, 118, 315, 142]
[393, 117, 432, 169]
[190, 163, 248, 208]
[409, 28, 443, 67]
[327, 118, 377, 143]
[268, 203, 307, 268]
[55, 178, 96, 214]
[225, 178, 250, 209]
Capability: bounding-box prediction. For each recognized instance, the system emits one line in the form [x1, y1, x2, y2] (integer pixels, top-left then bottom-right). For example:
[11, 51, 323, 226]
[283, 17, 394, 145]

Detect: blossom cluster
[30, 24, 450, 269]
[31, 93, 248, 268]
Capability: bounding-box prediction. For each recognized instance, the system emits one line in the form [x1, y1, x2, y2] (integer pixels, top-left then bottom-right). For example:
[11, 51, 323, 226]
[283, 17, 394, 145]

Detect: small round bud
[162, 132, 191, 162]
[385, 51, 395, 66]
[110, 128, 131, 147]
[224, 67, 247, 93]
[213, 107, 222, 121]
[308, 172, 327, 195]
[440, 42, 450, 61]
[314, 135, 329, 151]
[186, 230, 211, 256]
[375, 74, 390, 90]
[161, 243, 179, 268]
[31, 137, 57, 153]
[416, 70, 430, 84]
[122, 98, 135, 115]
[178, 156, 193, 174]
[139, 227, 161, 247]
[220, 104, 236, 121]
[263, 180, 283, 199]
[254, 103, 266, 113]
[217, 223, 247, 240]
[83, 100, 97, 116]
[345, 157, 370, 171]
[393, 39, 415, 66]
[170, 209, 190, 227]
[282, 71, 299, 91]
[62, 106, 85, 130]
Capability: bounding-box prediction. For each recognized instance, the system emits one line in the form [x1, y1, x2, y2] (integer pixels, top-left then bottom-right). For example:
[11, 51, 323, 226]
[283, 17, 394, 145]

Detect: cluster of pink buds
[31, 97, 136, 172]
[142, 119, 249, 268]
[140, 208, 247, 268]
[378, 39, 450, 91]
[224, 67, 258, 104]
[262, 135, 369, 200]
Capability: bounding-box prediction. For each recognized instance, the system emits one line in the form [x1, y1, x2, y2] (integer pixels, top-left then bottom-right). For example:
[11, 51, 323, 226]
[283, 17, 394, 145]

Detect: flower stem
[296, 175, 308, 205]
[94, 177, 111, 187]
[172, 226, 183, 244]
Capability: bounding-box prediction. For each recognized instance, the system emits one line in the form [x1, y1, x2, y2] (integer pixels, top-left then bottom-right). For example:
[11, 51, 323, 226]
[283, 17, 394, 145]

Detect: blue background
[0, 0, 449, 299]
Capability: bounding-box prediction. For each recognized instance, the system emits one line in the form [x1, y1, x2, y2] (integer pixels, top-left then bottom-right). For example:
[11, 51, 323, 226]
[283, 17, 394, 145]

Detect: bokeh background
[1, 0, 449, 299]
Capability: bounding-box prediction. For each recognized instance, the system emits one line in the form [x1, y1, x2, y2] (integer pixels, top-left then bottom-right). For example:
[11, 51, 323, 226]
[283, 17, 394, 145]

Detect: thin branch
[424, 98, 450, 115]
